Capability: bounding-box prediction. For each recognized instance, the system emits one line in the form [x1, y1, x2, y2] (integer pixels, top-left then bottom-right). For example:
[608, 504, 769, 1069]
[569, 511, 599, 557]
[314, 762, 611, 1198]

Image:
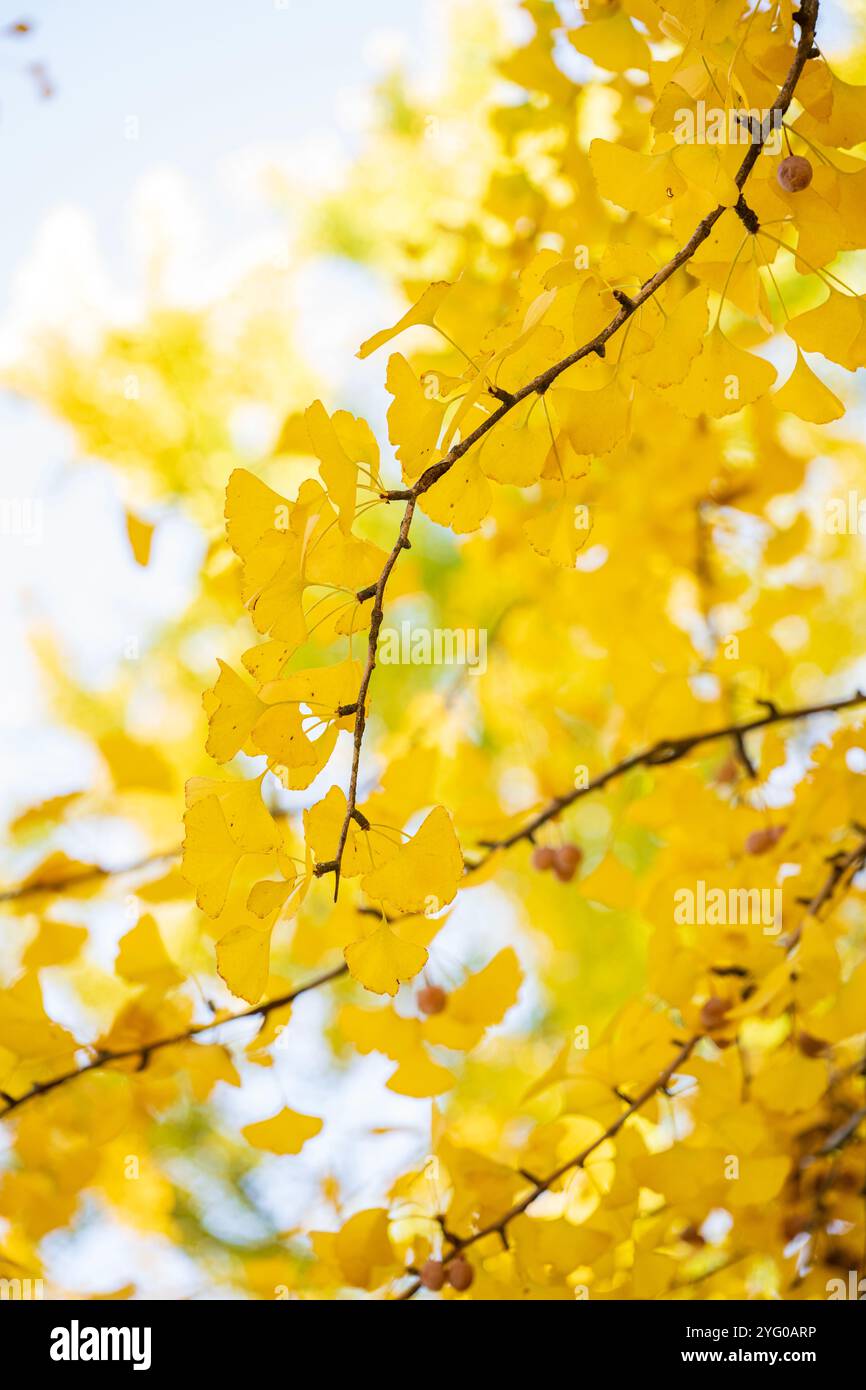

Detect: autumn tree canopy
[3, 0, 866, 1305]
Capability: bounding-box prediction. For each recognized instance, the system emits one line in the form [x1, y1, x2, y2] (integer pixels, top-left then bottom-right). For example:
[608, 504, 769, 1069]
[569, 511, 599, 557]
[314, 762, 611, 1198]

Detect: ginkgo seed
[420, 1259, 446, 1290]
[552, 844, 583, 882]
[776, 154, 813, 192]
[446, 1256, 474, 1291]
[532, 845, 556, 871]
[418, 984, 447, 1015]
[699, 995, 731, 1031]
[745, 824, 786, 855]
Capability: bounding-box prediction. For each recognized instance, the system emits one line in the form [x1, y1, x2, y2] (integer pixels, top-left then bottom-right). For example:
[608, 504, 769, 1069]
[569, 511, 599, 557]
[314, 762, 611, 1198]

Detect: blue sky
[0, 0, 432, 303]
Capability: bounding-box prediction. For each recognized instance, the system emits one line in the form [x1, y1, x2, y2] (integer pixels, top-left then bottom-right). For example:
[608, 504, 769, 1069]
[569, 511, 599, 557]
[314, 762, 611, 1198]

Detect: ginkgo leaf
[185, 776, 279, 853]
[423, 948, 522, 1050]
[589, 140, 685, 216]
[570, 10, 651, 72]
[305, 399, 358, 534]
[332, 1209, 394, 1288]
[22, 920, 87, 969]
[634, 286, 708, 391]
[796, 69, 866, 150]
[225, 468, 290, 559]
[360, 806, 463, 914]
[524, 490, 592, 568]
[386, 352, 444, 481]
[774, 350, 844, 422]
[125, 509, 154, 566]
[204, 661, 264, 764]
[357, 281, 451, 359]
[241, 1107, 323, 1154]
[787, 291, 865, 371]
[116, 915, 183, 990]
[182, 794, 244, 918]
[339, 1003, 420, 1059]
[480, 402, 550, 485]
[246, 878, 296, 918]
[216, 922, 273, 1004]
[344, 924, 429, 996]
[664, 326, 777, 417]
[304, 785, 369, 877]
[559, 380, 630, 455]
[387, 1053, 455, 1097]
[418, 452, 492, 534]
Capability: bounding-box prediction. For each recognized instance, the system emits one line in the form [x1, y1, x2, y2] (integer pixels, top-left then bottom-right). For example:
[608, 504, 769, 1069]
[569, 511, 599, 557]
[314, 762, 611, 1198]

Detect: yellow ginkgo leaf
[387, 1052, 455, 1097]
[752, 1054, 827, 1114]
[664, 326, 777, 417]
[726, 1155, 791, 1206]
[304, 785, 369, 877]
[386, 352, 445, 481]
[360, 806, 463, 914]
[332, 1208, 394, 1288]
[480, 403, 550, 485]
[424, 948, 522, 1050]
[418, 452, 492, 534]
[241, 1107, 323, 1154]
[635, 286, 708, 391]
[344, 924, 428, 996]
[116, 914, 183, 990]
[216, 922, 273, 1004]
[774, 350, 844, 424]
[304, 399, 357, 534]
[764, 513, 810, 566]
[339, 1003, 420, 1059]
[204, 661, 265, 764]
[357, 281, 451, 359]
[182, 794, 244, 918]
[570, 10, 651, 72]
[22, 920, 87, 969]
[589, 139, 685, 216]
[787, 291, 865, 372]
[125, 509, 154, 566]
[524, 489, 592, 569]
[560, 379, 630, 456]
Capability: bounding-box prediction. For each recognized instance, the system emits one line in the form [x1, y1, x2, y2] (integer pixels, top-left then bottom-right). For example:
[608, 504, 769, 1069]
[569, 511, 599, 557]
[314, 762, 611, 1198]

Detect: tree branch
[3, 687, 859, 904]
[397, 1034, 700, 1299]
[473, 689, 866, 864]
[314, 0, 820, 890]
[0, 962, 348, 1119]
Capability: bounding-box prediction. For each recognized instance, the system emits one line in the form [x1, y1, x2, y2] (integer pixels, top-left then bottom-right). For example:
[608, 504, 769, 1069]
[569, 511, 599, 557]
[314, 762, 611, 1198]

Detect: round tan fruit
[446, 1256, 474, 1291]
[552, 843, 583, 882]
[745, 824, 786, 855]
[417, 984, 447, 1015]
[699, 995, 731, 1031]
[420, 1259, 446, 1291]
[532, 845, 556, 871]
[776, 154, 813, 192]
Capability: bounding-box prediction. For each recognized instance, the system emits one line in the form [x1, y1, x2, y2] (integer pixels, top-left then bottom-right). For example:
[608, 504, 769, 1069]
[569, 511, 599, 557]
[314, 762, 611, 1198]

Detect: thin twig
[0, 962, 348, 1118]
[473, 689, 866, 863]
